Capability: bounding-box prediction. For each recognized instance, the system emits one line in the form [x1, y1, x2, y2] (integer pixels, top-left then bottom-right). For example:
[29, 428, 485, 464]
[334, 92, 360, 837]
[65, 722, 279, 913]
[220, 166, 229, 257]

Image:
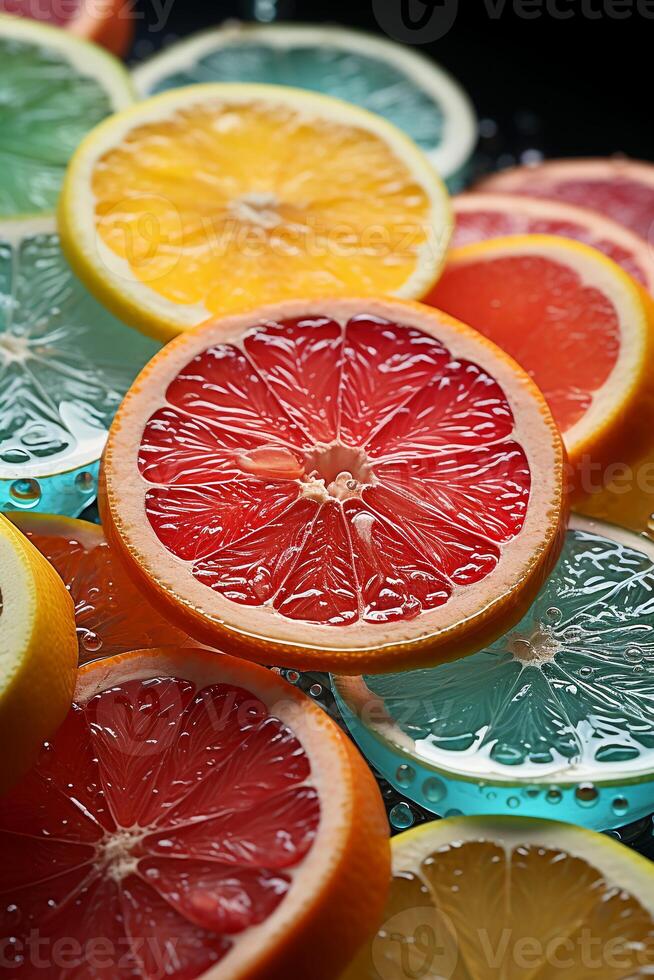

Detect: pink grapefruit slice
[454, 192, 654, 294]
[6, 511, 189, 662]
[0, 646, 390, 979]
[477, 157, 654, 243]
[100, 298, 566, 674]
[0, 0, 134, 54]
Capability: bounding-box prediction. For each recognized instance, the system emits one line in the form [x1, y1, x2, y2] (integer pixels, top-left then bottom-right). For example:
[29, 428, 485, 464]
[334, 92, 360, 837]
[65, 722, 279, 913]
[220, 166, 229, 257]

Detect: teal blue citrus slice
[0, 13, 133, 216]
[133, 23, 476, 188]
[333, 515, 654, 831]
[0, 217, 158, 516]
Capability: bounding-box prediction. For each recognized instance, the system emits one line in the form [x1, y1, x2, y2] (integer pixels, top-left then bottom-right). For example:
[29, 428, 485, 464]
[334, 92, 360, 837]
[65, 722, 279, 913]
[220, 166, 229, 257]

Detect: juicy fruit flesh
[139, 314, 531, 626]
[496, 173, 654, 240]
[0, 675, 320, 977]
[429, 255, 621, 433]
[15, 520, 187, 661]
[91, 100, 434, 314]
[354, 839, 654, 980]
[0, 0, 80, 24]
[454, 205, 649, 286]
[361, 525, 654, 778]
[0, 35, 115, 215]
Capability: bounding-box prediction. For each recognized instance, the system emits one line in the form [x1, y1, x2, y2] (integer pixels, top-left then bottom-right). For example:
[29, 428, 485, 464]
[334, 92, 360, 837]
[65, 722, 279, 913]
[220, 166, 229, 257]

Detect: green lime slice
[0, 217, 158, 516]
[0, 13, 133, 216]
[333, 516, 654, 831]
[133, 23, 476, 188]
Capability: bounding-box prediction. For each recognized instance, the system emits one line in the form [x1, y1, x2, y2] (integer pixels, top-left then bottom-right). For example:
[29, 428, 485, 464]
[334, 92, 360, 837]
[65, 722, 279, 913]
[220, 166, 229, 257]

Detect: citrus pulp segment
[344, 816, 654, 980]
[100, 297, 566, 674]
[0, 646, 390, 979]
[333, 515, 654, 831]
[6, 512, 189, 661]
[58, 83, 451, 340]
[0, 512, 77, 793]
[0, 14, 133, 216]
[427, 234, 654, 493]
[478, 156, 654, 241]
[132, 22, 477, 189]
[0, 0, 134, 55]
[0, 217, 159, 516]
[454, 192, 654, 293]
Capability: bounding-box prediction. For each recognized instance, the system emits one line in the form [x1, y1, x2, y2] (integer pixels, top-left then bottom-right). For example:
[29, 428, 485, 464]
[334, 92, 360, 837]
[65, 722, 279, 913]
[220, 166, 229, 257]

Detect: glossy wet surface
[140, 314, 530, 626]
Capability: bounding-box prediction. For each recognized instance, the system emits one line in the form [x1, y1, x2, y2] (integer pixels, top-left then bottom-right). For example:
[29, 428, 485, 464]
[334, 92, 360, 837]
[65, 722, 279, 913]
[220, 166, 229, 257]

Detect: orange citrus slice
[454, 191, 654, 294]
[344, 815, 654, 980]
[6, 511, 189, 661]
[100, 297, 566, 674]
[0, 0, 134, 54]
[477, 156, 654, 240]
[58, 83, 451, 342]
[0, 646, 390, 979]
[0, 513, 77, 793]
[427, 234, 654, 497]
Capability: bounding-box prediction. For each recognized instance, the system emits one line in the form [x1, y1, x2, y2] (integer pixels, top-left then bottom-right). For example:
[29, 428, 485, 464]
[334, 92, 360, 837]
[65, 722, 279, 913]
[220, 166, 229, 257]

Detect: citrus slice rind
[477, 156, 654, 240]
[428, 234, 654, 486]
[454, 191, 654, 293]
[132, 22, 477, 188]
[0, 513, 77, 792]
[0, 13, 133, 218]
[58, 83, 452, 341]
[344, 815, 654, 980]
[333, 514, 654, 831]
[0, 646, 390, 980]
[0, 216, 159, 516]
[100, 297, 565, 674]
[6, 511, 190, 660]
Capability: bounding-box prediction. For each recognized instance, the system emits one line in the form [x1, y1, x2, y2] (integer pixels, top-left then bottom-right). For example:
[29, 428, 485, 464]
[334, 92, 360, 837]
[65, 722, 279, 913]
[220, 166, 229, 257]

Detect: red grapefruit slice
[6, 512, 189, 662]
[477, 157, 654, 243]
[428, 235, 654, 495]
[100, 298, 566, 674]
[0, 0, 134, 54]
[0, 646, 390, 979]
[454, 192, 654, 294]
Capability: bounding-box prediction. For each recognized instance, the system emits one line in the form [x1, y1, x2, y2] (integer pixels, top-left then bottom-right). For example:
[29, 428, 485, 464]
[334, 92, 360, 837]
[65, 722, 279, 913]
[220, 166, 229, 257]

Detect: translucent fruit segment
[0, 676, 320, 978]
[429, 255, 621, 432]
[141, 314, 531, 626]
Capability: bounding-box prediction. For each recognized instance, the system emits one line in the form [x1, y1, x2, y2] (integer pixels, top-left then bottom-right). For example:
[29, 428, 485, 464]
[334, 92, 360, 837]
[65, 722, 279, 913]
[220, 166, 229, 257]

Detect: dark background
[131, 0, 654, 167]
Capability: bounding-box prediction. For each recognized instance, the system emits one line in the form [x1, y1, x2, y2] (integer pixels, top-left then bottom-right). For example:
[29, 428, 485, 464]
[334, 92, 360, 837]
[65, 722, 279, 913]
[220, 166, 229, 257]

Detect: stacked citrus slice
[0, 14, 132, 216]
[0, 513, 77, 792]
[478, 156, 654, 240]
[59, 83, 451, 339]
[345, 816, 654, 980]
[133, 22, 477, 189]
[7, 511, 189, 660]
[427, 234, 654, 500]
[0, 0, 133, 54]
[0, 646, 390, 979]
[334, 515, 654, 831]
[99, 297, 566, 673]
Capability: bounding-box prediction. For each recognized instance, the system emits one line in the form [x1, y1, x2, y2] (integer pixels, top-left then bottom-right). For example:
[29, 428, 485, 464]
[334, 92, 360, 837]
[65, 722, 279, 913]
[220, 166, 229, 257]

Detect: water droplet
[1, 448, 30, 464]
[611, 797, 629, 817]
[546, 788, 563, 805]
[490, 743, 525, 766]
[422, 777, 447, 805]
[545, 607, 562, 625]
[575, 783, 599, 808]
[75, 471, 96, 495]
[346, 480, 357, 491]
[523, 786, 540, 799]
[507, 797, 520, 809]
[486, 791, 497, 801]
[285, 670, 300, 684]
[579, 665, 594, 678]
[389, 803, 414, 830]
[9, 478, 41, 508]
[563, 626, 583, 643]
[395, 764, 416, 788]
[81, 631, 103, 654]
[625, 646, 643, 664]
[309, 683, 322, 698]
[444, 809, 463, 818]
